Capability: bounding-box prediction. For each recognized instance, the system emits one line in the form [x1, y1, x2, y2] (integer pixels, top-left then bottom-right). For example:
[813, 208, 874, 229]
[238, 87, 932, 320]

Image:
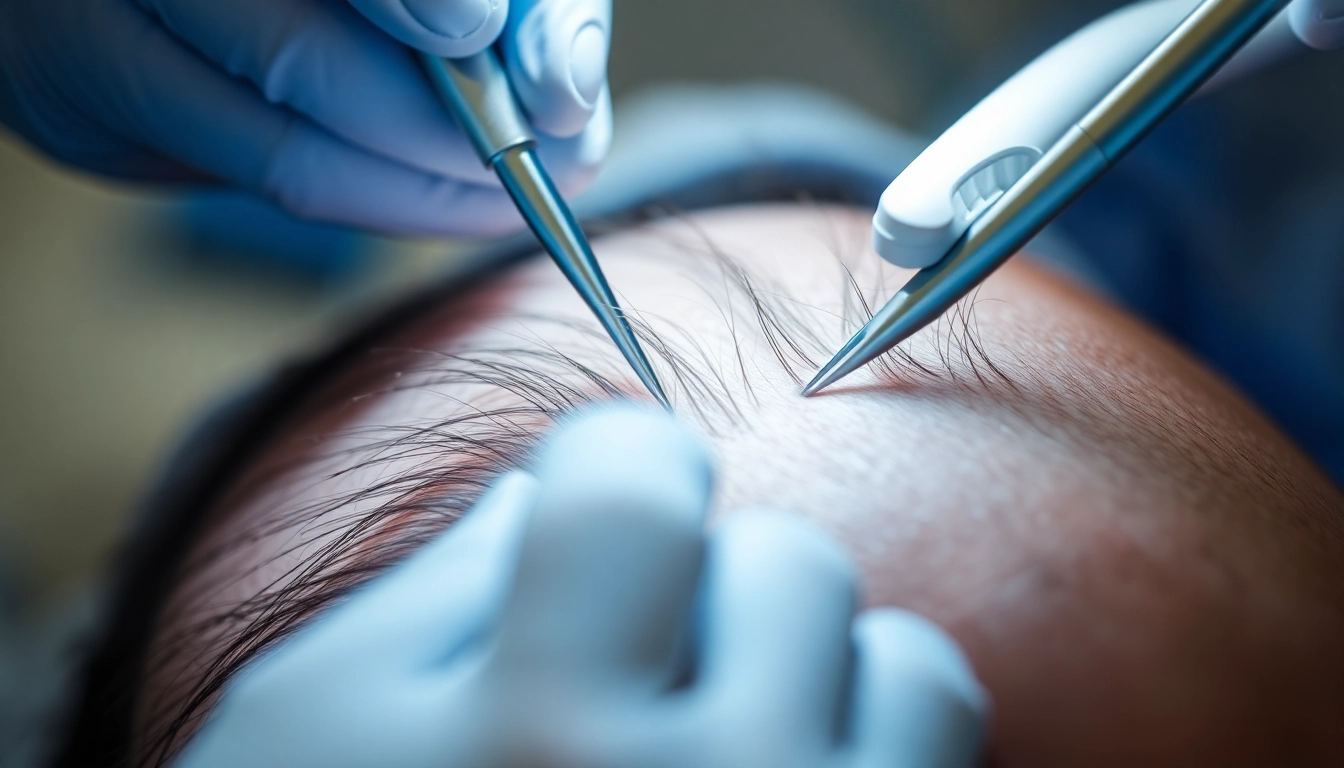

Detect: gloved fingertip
[354, 0, 508, 56]
[568, 22, 608, 109]
[504, 2, 609, 137]
[423, 469, 537, 562]
[861, 608, 990, 719]
[849, 609, 988, 767]
[719, 508, 858, 588]
[472, 470, 540, 523]
[538, 404, 713, 514]
[374, 470, 537, 581]
[405, 0, 494, 40]
[536, 90, 612, 197]
[1291, 0, 1344, 50]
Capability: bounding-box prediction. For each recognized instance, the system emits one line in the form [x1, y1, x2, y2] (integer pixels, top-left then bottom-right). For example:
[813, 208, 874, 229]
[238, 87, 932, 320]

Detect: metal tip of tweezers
[493, 146, 670, 410]
[801, 264, 954, 397]
[800, 329, 873, 398]
[799, 306, 904, 398]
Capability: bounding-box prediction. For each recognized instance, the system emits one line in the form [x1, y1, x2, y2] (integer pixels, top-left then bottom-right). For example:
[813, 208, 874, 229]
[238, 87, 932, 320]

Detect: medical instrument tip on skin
[419, 50, 670, 410]
[802, 0, 1292, 398]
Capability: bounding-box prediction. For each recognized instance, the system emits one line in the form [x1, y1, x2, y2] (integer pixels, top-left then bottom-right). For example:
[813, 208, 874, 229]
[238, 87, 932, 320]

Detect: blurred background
[1, 0, 1341, 761]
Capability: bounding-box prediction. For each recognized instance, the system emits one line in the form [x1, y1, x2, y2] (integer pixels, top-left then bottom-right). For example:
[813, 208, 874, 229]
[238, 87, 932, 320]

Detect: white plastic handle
[873, 0, 1201, 269]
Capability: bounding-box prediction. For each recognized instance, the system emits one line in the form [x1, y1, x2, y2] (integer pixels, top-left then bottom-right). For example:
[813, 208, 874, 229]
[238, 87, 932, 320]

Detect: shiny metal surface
[419, 51, 669, 407]
[801, 126, 1108, 396]
[803, 0, 1291, 397]
[420, 50, 534, 161]
[1081, 0, 1291, 157]
[494, 147, 670, 408]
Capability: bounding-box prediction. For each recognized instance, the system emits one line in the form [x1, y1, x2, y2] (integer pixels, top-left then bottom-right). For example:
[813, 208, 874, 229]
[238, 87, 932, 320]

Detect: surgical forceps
[420, 50, 670, 408]
[802, 0, 1292, 397]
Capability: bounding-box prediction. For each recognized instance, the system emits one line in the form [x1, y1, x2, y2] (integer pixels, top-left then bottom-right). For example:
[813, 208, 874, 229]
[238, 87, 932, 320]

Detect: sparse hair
[137, 205, 1016, 766]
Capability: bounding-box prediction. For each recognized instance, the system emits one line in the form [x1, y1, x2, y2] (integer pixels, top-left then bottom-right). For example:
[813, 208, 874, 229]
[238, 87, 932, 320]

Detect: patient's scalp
[139, 203, 1344, 767]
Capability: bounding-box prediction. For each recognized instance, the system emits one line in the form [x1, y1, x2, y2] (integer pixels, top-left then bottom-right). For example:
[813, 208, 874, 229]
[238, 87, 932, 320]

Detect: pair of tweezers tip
[492, 146, 671, 410]
[801, 285, 933, 397]
[804, 0, 1295, 398]
[417, 51, 669, 409]
[800, 331, 872, 397]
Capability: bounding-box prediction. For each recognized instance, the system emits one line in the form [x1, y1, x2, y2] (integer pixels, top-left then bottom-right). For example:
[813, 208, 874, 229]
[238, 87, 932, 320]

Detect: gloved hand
[1290, 0, 1344, 50]
[0, 0, 611, 237]
[173, 405, 988, 768]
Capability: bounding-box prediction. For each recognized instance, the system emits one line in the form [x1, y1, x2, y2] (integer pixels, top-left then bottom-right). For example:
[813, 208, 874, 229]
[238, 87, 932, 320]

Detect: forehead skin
[142, 204, 1344, 766]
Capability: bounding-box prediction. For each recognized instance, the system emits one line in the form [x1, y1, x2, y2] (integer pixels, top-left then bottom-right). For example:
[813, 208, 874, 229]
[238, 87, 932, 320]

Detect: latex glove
[173, 405, 988, 768]
[0, 0, 611, 237]
[1290, 0, 1344, 49]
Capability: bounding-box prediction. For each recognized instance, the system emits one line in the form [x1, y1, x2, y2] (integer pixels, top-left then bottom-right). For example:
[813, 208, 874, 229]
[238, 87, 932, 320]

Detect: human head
[109, 203, 1344, 765]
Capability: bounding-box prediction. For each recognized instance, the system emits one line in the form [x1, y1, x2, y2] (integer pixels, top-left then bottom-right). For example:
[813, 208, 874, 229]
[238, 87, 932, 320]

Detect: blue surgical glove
[0, 0, 611, 237]
[173, 405, 988, 768]
[1290, 0, 1344, 49]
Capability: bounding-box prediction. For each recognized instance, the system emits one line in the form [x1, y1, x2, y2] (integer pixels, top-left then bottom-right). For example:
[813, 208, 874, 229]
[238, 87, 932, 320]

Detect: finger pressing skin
[487, 405, 714, 693]
[846, 610, 988, 768]
[253, 472, 534, 681]
[696, 510, 858, 752]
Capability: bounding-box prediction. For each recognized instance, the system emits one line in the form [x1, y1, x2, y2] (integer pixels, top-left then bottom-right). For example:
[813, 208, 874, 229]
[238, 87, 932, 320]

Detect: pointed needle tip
[802, 327, 872, 398]
[650, 383, 673, 412]
[800, 364, 837, 398]
[630, 362, 671, 411]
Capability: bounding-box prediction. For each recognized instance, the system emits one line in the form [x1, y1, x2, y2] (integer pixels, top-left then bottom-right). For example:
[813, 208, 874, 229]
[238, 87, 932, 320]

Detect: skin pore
[139, 203, 1344, 766]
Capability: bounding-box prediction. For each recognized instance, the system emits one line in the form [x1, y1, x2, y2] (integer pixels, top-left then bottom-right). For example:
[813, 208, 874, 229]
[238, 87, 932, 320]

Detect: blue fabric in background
[1053, 66, 1344, 484]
